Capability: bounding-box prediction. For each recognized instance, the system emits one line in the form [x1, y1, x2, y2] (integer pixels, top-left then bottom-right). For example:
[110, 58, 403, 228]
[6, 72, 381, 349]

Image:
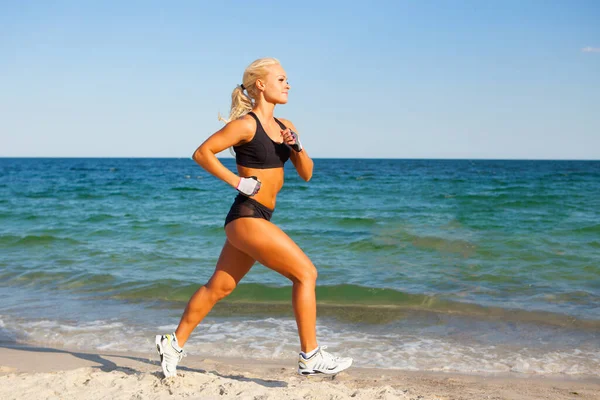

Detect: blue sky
[1, 1, 599, 159]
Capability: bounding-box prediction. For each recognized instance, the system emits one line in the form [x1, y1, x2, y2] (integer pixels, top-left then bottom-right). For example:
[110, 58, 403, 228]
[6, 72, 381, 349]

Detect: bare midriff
[236, 165, 284, 210]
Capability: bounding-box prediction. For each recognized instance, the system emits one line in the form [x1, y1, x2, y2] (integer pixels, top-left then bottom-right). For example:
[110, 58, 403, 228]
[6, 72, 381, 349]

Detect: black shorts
[224, 194, 274, 227]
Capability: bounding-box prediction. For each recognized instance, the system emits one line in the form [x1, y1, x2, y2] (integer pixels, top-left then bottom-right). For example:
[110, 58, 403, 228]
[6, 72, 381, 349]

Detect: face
[257, 64, 290, 104]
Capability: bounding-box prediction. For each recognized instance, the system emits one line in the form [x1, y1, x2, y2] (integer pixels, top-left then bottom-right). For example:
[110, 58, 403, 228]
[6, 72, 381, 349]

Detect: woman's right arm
[192, 117, 254, 188]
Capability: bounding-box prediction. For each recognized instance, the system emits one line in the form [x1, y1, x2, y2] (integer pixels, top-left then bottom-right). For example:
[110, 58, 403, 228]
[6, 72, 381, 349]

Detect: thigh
[225, 218, 315, 281]
[206, 239, 255, 290]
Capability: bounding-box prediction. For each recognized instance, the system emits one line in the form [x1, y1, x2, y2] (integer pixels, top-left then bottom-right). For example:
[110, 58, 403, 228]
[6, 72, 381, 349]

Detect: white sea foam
[4, 314, 599, 377]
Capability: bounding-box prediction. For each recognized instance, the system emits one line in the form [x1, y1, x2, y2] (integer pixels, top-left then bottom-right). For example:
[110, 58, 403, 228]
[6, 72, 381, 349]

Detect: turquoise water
[1, 158, 599, 376]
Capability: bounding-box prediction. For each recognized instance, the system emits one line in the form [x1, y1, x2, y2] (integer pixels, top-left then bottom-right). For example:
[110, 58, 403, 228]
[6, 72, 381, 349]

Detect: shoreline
[1, 344, 599, 399]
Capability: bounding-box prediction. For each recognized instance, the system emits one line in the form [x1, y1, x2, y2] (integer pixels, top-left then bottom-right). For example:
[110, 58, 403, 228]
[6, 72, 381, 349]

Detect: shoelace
[318, 346, 341, 363]
[177, 350, 187, 362]
[168, 337, 187, 362]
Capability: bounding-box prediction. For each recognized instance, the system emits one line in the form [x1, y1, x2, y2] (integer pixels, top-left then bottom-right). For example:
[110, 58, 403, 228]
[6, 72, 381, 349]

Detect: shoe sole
[298, 360, 353, 376]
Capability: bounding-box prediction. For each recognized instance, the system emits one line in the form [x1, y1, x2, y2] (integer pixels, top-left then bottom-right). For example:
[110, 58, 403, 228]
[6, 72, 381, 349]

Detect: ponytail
[218, 85, 254, 124]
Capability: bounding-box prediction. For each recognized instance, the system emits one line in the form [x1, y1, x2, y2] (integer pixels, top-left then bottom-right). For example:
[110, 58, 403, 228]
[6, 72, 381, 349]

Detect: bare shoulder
[277, 117, 298, 131]
[223, 114, 256, 142]
[229, 113, 256, 131]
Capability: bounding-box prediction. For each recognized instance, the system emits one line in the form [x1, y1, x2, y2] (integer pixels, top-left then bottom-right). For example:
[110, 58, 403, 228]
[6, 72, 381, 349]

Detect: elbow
[192, 145, 208, 164]
[302, 165, 314, 182]
[191, 148, 200, 162]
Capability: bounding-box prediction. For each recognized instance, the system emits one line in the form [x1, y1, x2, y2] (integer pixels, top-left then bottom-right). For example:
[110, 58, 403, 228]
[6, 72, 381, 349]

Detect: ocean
[1, 158, 599, 377]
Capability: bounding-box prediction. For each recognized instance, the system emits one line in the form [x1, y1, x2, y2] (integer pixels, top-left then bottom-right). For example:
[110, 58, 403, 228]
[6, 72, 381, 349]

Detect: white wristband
[237, 176, 261, 196]
[290, 131, 303, 152]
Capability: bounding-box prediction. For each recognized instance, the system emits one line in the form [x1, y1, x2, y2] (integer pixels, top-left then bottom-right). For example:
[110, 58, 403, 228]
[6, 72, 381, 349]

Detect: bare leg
[225, 218, 318, 353]
[174, 239, 255, 347]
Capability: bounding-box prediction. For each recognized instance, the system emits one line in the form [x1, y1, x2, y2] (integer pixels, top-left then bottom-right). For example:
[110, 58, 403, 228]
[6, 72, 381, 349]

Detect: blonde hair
[218, 57, 281, 124]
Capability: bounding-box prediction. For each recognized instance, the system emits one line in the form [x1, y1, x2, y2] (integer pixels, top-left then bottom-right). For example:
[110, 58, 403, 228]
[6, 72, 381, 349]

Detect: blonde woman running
[155, 58, 352, 378]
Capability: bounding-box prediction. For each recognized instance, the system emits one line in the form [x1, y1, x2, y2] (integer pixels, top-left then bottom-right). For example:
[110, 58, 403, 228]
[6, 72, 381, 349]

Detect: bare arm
[192, 117, 255, 188]
[279, 118, 313, 182]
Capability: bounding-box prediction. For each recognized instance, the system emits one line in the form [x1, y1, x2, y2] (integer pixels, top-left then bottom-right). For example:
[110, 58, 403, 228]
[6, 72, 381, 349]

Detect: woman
[155, 57, 352, 378]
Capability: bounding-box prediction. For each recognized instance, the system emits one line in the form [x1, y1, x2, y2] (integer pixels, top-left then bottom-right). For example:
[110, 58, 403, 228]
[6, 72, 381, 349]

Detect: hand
[281, 128, 303, 152]
[236, 176, 261, 196]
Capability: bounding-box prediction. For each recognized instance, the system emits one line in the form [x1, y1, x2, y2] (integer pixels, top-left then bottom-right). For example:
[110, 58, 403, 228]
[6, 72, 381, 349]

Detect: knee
[205, 281, 236, 302]
[292, 264, 318, 285]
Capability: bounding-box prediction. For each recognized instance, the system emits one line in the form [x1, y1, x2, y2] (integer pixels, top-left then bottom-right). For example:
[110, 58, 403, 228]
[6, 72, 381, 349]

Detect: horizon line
[1, 156, 599, 162]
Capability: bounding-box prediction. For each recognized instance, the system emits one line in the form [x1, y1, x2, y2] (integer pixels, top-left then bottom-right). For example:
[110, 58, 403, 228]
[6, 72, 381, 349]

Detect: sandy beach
[0, 344, 598, 400]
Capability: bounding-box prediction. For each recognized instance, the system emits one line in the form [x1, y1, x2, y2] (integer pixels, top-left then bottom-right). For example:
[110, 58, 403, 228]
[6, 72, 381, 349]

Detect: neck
[253, 98, 276, 121]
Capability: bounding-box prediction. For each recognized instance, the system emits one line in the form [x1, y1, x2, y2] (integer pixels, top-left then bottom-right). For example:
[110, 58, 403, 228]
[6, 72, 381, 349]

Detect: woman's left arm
[279, 118, 313, 182]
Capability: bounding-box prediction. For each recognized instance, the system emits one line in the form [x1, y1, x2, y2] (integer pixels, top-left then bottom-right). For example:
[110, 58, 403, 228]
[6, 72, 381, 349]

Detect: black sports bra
[234, 112, 291, 169]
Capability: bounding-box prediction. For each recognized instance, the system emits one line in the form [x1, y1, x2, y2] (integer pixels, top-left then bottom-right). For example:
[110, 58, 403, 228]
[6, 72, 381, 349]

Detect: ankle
[300, 346, 319, 358]
[172, 332, 184, 350]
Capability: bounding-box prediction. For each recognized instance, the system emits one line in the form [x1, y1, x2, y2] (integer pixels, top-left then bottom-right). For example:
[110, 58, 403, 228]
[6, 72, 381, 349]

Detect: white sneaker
[297, 346, 353, 375]
[155, 332, 186, 378]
